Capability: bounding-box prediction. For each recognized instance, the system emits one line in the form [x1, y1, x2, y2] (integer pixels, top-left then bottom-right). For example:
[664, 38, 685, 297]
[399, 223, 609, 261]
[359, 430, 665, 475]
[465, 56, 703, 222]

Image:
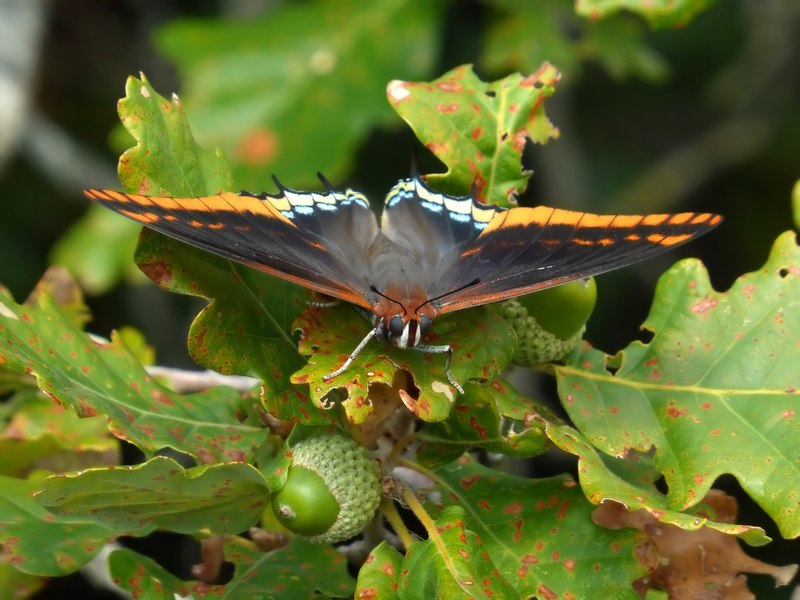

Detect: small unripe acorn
[495, 278, 597, 366]
[271, 434, 381, 544]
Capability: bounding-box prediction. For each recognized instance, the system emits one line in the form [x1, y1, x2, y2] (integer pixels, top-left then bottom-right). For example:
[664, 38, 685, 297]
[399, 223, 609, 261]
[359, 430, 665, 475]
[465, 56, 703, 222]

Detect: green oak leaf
[0, 474, 117, 576]
[37, 456, 267, 535]
[0, 390, 118, 477]
[112, 74, 326, 423]
[0, 284, 264, 463]
[401, 506, 517, 598]
[117, 74, 233, 196]
[355, 541, 403, 599]
[553, 231, 800, 537]
[416, 379, 551, 468]
[0, 558, 44, 598]
[387, 64, 560, 206]
[109, 537, 354, 598]
[575, 0, 716, 28]
[547, 422, 769, 545]
[482, 0, 667, 82]
[425, 457, 646, 598]
[155, 0, 441, 190]
[291, 304, 516, 424]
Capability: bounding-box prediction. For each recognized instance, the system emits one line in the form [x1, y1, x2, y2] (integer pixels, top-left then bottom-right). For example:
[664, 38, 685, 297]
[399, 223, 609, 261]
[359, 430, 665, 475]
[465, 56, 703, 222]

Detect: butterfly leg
[323, 327, 380, 382]
[414, 343, 464, 394]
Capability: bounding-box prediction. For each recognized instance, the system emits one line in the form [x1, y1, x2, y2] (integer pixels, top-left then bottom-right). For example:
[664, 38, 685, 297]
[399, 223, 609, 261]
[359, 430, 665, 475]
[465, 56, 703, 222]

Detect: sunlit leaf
[387, 64, 560, 206]
[0, 284, 264, 463]
[554, 232, 800, 537]
[425, 457, 646, 598]
[355, 541, 403, 599]
[547, 422, 769, 545]
[401, 506, 517, 598]
[575, 0, 716, 28]
[291, 304, 516, 423]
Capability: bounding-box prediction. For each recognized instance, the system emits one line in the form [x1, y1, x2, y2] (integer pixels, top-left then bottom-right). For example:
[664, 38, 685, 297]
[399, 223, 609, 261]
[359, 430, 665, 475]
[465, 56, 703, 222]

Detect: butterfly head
[370, 285, 436, 349]
[383, 312, 432, 349]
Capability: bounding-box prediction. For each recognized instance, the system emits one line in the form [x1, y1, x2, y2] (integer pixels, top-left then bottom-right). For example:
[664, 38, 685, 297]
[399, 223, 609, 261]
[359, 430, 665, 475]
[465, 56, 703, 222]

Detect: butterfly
[84, 176, 722, 393]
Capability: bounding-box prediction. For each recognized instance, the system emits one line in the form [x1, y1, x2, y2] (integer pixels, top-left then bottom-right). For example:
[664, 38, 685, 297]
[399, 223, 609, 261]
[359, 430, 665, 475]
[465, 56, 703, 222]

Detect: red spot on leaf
[436, 81, 462, 93]
[690, 296, 718, 314]
[139, 261, 173, 286]
[537, 584, 557, 599]
[511, 519, 523, 542]
[469, 416, 489, 439]
[521, 554, 539, 564]
[478, 499, 492, 511]
[152, 389, 175, 406]
[563, 558, 576, 571]
[460, 473, 480, 489]
[504, 501, 522, 516]
[666, 403, 686, 418]
[470, 127, 482, 140]
[435, 103, 459, 114]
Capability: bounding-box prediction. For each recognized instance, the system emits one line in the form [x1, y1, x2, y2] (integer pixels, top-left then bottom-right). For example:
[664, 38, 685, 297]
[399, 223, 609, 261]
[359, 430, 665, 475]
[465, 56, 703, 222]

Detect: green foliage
[0, 474, 117, 576]
[154, 0, 441, 190]
[389, 64, 560, 205]
[575, 0, 717, 28]
[37, 456, 268, 535]
[3, 0, 799, 596]
[554, 231, 800, 537]
[424, 458, 648, 598]
[109, 538, 355, 599]
[482, 0, 669, 81]
[0, 282, 265, 464]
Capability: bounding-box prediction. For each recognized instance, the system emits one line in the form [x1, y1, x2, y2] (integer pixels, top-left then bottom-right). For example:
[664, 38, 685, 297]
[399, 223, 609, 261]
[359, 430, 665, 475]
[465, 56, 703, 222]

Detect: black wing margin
[83, 186, 380, 308]
[434, 205, 722, 313]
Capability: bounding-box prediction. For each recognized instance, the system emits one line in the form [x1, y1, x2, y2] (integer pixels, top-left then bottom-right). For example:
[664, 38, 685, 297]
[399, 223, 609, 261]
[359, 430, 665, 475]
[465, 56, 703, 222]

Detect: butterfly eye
[388, 315, 405, 340]
[418, 315, 432, 337]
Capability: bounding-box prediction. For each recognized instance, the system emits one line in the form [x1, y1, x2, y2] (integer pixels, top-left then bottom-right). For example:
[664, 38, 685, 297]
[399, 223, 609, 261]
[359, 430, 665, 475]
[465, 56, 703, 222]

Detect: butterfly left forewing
[433, 205, 722, 314]
[84, 187, 379, 308]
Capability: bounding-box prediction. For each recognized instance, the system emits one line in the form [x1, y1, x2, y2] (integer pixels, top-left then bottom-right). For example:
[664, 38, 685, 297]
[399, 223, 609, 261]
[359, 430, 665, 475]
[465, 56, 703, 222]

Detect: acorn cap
[287, 434, 381, 544]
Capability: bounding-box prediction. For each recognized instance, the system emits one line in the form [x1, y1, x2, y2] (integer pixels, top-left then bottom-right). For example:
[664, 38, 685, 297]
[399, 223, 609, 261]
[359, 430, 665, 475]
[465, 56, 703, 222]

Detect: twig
[145, 365, 259, 394]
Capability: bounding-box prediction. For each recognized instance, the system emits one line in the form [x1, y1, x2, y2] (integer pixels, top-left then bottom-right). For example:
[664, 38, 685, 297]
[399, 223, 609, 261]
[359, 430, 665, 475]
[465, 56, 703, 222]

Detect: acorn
[496, 278, 597, 366]
[271, 434, 381, 544]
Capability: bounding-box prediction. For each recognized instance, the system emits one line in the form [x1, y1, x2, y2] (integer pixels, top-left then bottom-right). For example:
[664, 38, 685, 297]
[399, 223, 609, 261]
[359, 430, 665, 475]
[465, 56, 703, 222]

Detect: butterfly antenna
[415, 278, 480, 313]
[317, 172, 335, 193]
[370, 285, 407, 315]
[271, 175, 288, 194]
[409, 147, 421, 179]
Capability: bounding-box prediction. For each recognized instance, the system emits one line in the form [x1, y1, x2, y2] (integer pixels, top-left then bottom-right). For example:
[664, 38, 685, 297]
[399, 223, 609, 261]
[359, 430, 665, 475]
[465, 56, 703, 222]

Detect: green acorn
[271, 434, 381, 544]
[496, 278, 597, 366]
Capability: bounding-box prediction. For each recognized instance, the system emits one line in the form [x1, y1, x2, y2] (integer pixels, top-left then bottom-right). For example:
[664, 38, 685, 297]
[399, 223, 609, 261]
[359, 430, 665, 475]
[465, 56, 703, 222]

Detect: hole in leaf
[778, 267, 789, 278]
[485, 90, 496, 98]
[533, 81, 544, 90]
[501, 132, 509, 141]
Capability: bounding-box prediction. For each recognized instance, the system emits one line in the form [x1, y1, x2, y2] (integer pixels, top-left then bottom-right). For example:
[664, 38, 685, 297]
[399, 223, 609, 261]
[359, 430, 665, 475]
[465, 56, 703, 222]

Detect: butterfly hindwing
[433, 205, 722, 313]
[83, 187, 380, 308]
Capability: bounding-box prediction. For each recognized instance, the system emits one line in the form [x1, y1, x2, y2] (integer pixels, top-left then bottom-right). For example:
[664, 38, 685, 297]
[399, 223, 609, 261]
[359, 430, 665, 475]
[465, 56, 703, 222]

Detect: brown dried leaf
[593, 491, 798, 599]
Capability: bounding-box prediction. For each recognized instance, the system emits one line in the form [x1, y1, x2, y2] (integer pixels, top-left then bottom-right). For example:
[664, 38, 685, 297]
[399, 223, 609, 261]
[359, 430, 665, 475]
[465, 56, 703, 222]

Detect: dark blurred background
[0, 0, 797, 597]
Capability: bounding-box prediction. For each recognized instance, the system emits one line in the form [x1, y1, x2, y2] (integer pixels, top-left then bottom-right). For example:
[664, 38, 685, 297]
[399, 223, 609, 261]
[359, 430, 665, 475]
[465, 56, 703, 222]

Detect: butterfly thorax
[373, 285, 437, 349]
